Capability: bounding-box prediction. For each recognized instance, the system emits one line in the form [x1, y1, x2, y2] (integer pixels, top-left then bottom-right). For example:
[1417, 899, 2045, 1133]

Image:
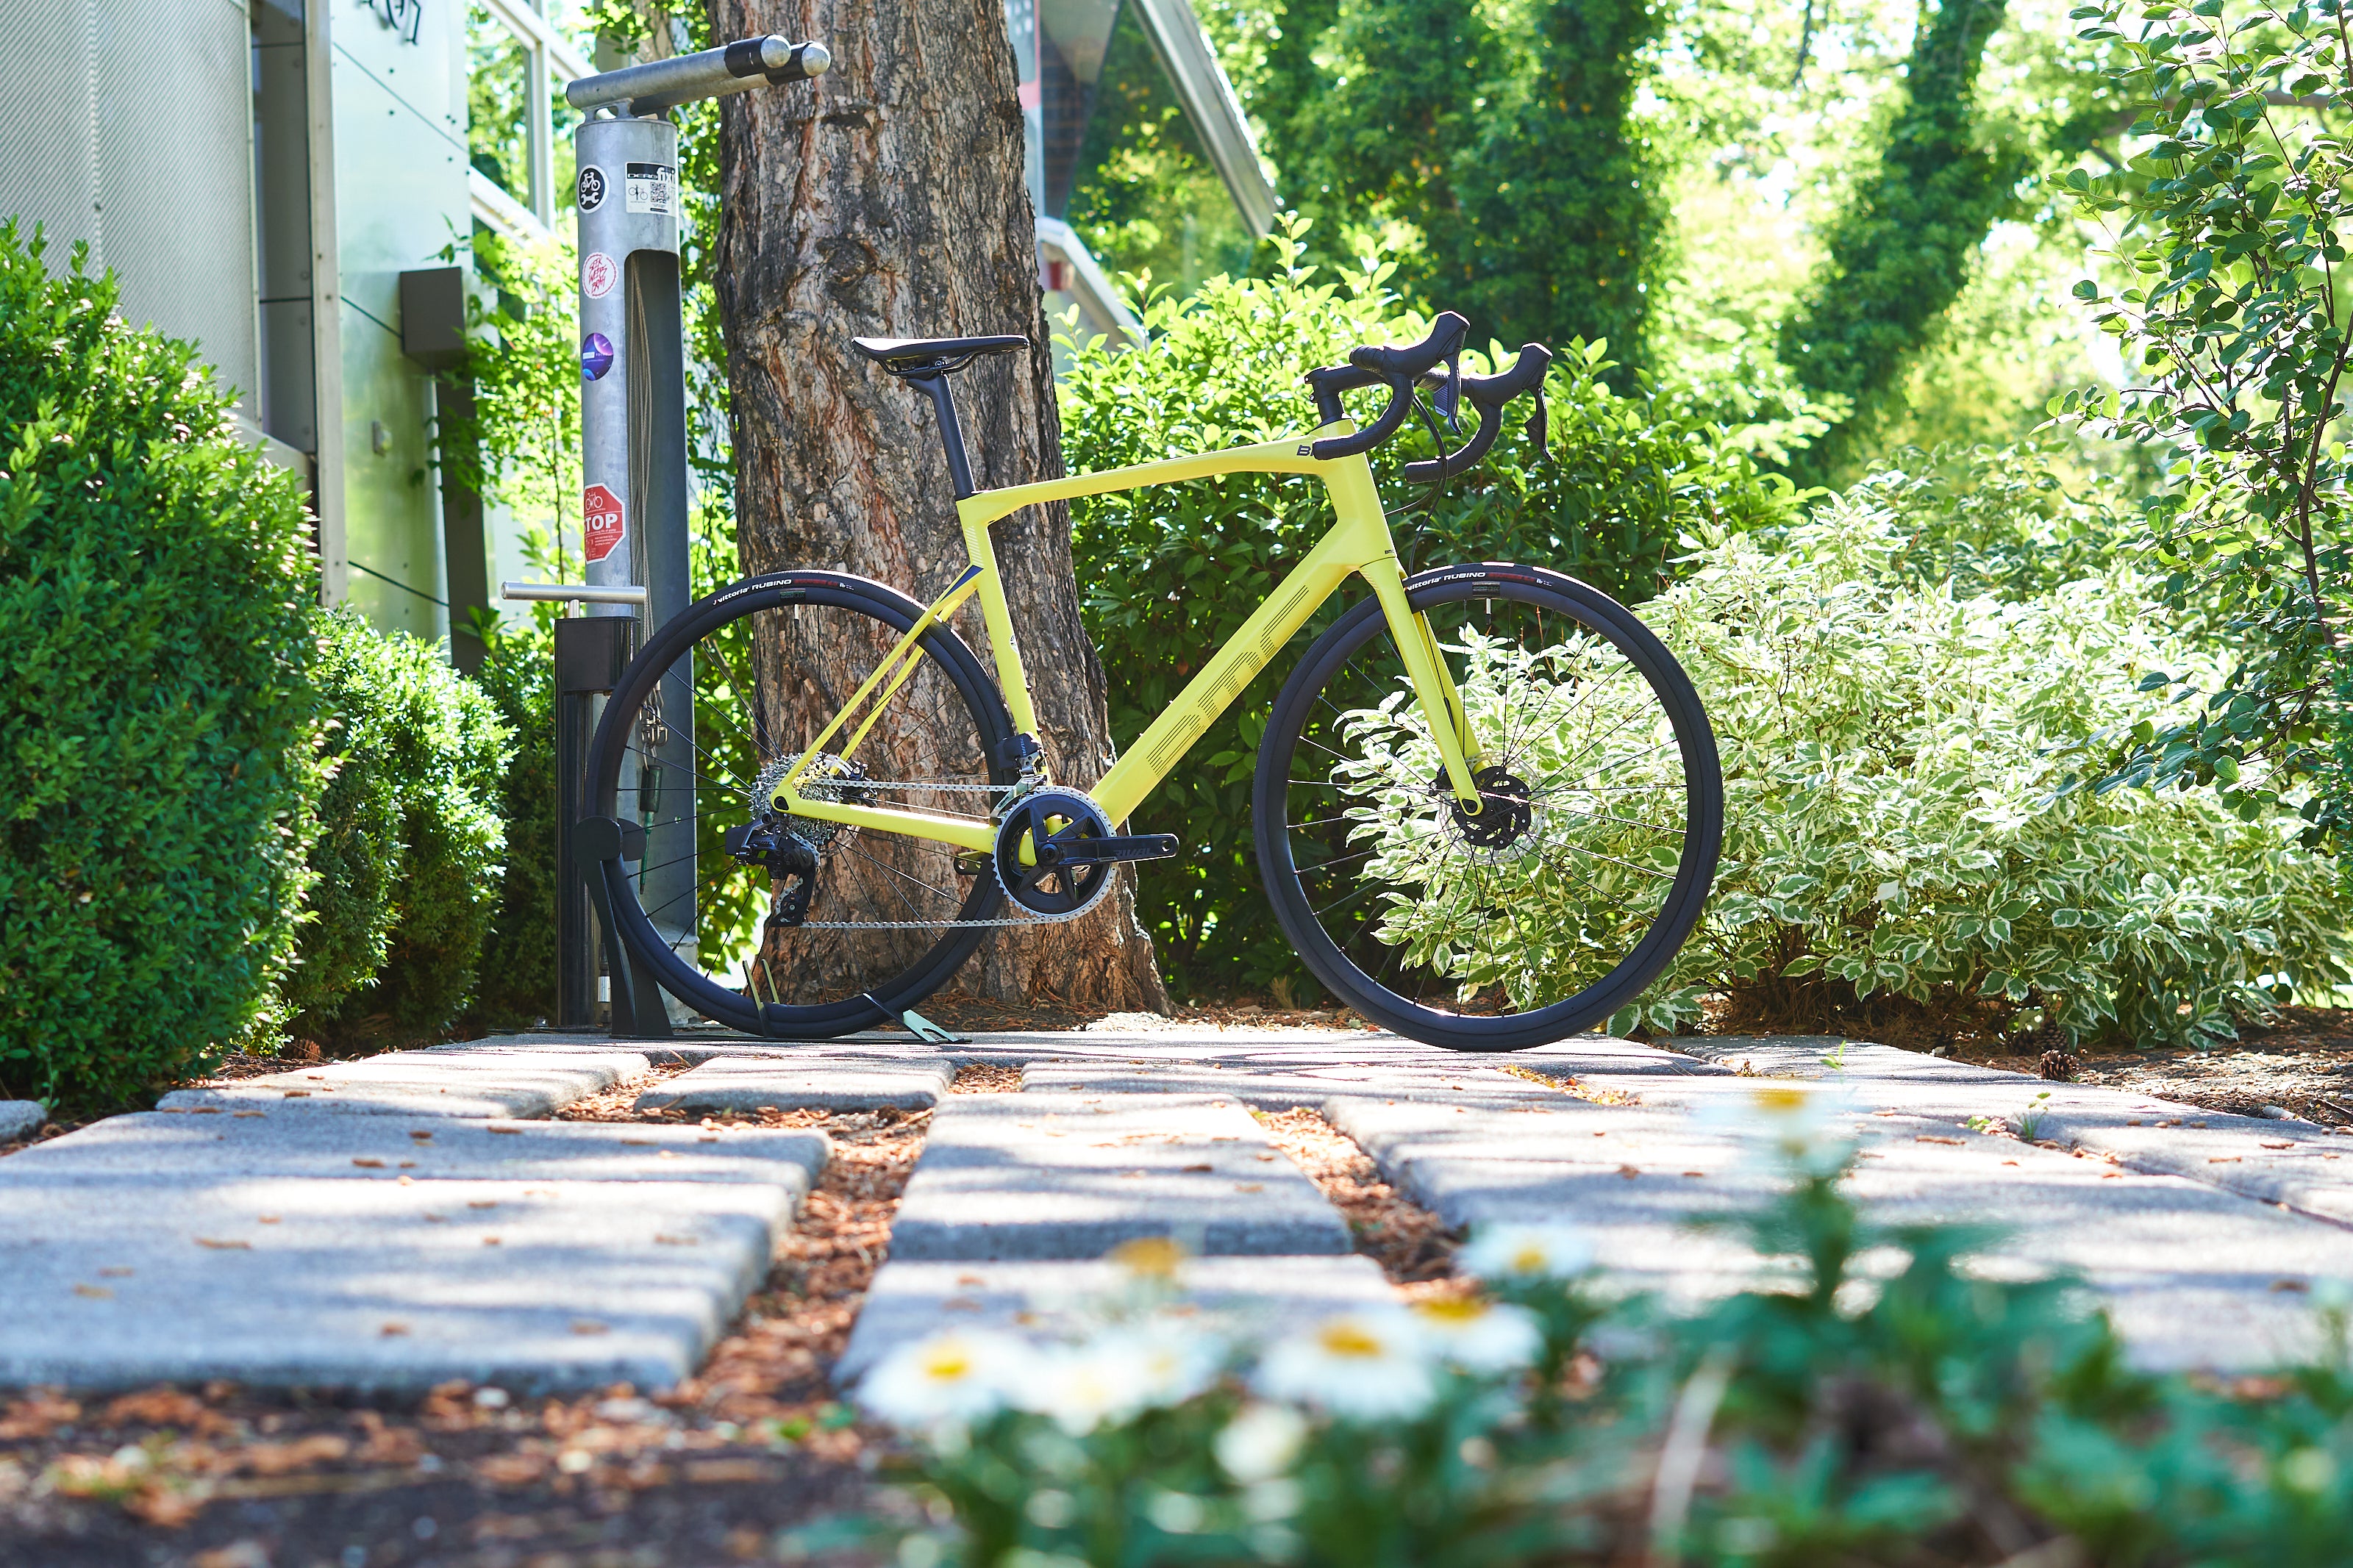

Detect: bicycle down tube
[768, 426, 1486, 853]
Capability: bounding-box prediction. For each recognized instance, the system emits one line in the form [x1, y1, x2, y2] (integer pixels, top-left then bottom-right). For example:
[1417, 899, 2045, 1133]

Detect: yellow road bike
[582, 312, 1723, 1050]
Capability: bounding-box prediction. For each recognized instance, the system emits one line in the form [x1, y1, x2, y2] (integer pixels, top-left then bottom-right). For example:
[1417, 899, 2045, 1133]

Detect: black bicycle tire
[1252, 562, 1724, 1051]
[583, 570, 1016, 1037]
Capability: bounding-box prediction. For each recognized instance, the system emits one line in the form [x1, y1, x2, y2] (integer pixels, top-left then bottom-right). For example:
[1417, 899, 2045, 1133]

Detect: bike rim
[586, 576, 1013, 1034]
[1263, 572, 1720, 1045]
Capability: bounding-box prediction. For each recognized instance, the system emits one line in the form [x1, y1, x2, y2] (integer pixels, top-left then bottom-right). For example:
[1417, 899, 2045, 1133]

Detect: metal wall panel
[0, 0, 258, 412]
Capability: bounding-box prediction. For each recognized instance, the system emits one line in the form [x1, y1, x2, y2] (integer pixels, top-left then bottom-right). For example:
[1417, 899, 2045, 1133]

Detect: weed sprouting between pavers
[838, 1085, 2353, 1568]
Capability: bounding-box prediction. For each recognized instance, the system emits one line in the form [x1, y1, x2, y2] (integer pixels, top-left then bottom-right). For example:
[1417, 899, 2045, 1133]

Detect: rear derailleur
[723, 815, 820, 930]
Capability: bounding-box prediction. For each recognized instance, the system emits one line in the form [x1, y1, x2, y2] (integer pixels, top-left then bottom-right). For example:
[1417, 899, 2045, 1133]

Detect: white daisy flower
[1022, 1324, 1221, 1433]
[1458, 1222, 1593, 1284]
[1254, 1309, 1435, 1420]
[1215, 1403, 1308, 1482]
[1410, 1295, 1543, 1372]
[1024, 1338, 1154, 1434]
[1702, 1083, 1857, 1175]
[859, 1328, 1035, 1428]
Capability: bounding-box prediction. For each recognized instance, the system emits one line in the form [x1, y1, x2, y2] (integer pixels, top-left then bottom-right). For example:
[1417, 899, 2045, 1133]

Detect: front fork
[1360, 559, 1482, 807]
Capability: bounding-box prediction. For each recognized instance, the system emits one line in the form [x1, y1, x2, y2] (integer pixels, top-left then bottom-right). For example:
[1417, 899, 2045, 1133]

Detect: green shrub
[285, 610, 509, 1042]
[856, 1106, 2353, 1567]
[0, 225, 321, 1106]
[469, 622, 557, 1027]
[1360, 504, 2352, 1048]
[1057, 219, 1798, 995]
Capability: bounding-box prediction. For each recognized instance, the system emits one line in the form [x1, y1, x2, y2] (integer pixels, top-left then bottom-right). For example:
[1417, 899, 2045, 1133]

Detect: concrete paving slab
[6, 1112, 827, 1191]
[1019, 1058, 1565, 1108]
[837, 1255, 1396, 1384]
[1326, 1090, 2353, 1370]
[0, 1173, 792, 1393]
[155, 1048, 650, 1119]
[2035, 1101, 2353, 1220]
[0, 1103, 43, 1143]
[888, 1094, 1352, 1260]
[634, 1056, 954, 1113]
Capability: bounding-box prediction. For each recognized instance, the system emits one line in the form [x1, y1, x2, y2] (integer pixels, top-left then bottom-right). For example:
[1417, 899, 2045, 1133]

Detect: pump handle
[566, 35, 829, 117]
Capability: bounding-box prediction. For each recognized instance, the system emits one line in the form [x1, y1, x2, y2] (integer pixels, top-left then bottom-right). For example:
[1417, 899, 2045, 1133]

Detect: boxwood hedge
[0, 224, 321, 1106]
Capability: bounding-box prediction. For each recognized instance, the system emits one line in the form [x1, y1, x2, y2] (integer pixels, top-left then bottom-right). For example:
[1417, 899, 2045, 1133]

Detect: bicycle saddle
[851, 334, 1026, 376]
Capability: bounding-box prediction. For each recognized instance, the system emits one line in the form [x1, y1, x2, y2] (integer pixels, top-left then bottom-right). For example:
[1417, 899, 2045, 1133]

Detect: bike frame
[771, 422, 1484, 856]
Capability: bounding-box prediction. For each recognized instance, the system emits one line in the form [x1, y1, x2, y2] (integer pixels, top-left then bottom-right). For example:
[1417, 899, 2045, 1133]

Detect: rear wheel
[583, 571, 1016, 1037]
[1253, 563, 1722, 1050]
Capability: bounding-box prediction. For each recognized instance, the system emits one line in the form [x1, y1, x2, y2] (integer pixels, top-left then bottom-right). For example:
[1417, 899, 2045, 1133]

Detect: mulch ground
[1252, 1106, 1463, 1295]
[0, 1067, 929, 1568]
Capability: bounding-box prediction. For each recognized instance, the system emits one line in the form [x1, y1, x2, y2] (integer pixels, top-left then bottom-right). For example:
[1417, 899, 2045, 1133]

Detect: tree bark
[712, 0, 1168, 1013]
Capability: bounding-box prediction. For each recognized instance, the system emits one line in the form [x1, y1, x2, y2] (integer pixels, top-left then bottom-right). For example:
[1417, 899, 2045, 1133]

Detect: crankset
[993, 789, 1177, 920]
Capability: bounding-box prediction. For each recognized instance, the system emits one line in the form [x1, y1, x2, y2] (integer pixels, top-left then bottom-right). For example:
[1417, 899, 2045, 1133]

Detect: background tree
[711, 0, 1167, 1012]
[1262, 0, 1668, 369]
[1779, 0, 2029, 479]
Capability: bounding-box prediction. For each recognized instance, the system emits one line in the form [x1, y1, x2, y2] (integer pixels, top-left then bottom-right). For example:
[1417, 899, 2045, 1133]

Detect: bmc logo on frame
[583, 485, 626, 562]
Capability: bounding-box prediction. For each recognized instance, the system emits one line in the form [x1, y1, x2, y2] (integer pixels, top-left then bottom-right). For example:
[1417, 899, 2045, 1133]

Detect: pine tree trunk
[711, 0, 1168, 1014]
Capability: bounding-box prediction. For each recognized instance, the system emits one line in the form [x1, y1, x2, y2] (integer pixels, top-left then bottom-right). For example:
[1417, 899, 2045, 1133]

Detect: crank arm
[1049, 834, 1180, 865]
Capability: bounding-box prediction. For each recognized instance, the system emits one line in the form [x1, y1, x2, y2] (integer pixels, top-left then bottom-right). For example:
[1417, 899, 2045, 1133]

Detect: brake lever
[1433, 354, 1462, 433]
[1526, 390, 1549, 457]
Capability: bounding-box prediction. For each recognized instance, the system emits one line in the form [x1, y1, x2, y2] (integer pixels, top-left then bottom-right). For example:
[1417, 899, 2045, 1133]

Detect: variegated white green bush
[1347, 509, 2353, 1048]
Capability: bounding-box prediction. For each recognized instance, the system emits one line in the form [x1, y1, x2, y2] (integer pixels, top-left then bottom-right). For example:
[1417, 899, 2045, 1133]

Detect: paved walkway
[3, 1025, 2352, 1393]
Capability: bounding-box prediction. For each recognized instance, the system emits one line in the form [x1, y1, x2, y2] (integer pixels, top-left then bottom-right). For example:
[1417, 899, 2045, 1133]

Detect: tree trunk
[712, 0, 1168, 1014]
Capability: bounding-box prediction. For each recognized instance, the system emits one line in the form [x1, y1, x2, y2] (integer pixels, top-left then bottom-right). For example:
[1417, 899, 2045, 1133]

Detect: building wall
[329, 0, 470, 641]
[0, 0, 260, 420]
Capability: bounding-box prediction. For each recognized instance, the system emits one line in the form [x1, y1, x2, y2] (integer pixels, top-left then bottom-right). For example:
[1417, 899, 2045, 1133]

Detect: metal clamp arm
[566, 35, 830, 118]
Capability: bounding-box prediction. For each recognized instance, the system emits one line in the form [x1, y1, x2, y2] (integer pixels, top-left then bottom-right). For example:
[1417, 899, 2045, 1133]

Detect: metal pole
[576, 112, 697, 1016]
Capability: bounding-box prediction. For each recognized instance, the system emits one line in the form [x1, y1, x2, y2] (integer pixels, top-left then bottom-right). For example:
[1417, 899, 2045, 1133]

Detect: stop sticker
[582, 484, 625, 563]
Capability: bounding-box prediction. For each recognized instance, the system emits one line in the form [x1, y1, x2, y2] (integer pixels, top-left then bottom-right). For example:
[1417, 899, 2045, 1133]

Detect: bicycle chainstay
[764, 775, 1103, 931]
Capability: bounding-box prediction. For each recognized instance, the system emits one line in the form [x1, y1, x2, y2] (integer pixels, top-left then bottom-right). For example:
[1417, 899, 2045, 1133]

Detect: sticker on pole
[576, 166, 607, 212]
[582, 251, 618, 299]
[626, 162, 677, 215]
[580, 332, 615, 382]
[582, 484, 626, 563]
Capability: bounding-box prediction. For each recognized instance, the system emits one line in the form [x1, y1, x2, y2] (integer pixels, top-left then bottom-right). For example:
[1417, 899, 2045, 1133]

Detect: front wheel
[1253, 563, 1722, 1050]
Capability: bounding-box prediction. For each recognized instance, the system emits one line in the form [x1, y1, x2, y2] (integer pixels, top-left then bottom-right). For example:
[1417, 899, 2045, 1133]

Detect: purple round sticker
[580, 332, 615, 382]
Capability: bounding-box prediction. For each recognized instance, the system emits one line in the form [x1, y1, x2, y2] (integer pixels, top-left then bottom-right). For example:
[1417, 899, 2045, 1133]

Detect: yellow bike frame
[771, 421, 1482, 856]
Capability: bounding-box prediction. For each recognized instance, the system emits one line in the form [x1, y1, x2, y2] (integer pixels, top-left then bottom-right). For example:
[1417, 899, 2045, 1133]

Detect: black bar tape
[723, 38, 768, 77]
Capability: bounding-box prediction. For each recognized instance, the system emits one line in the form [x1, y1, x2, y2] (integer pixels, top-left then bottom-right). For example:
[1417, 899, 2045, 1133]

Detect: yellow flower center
[1110, 1236, 1187, 1279]
[1508, 1243, 1549, 1273]
[921, 1350, 973, 1382]
[1752, 1086, 1810, 1114]
[1317, 1322, 1387, 1358]
[1416, 1297, 1491, 1325]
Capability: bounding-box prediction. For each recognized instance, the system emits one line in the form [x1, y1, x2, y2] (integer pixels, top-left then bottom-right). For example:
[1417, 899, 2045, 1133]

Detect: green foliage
[285, 611, 510, 1042]
[468, 621, 558, 1027]
[1264, 0, 1668, 368]
[1055, 220, 1797, 995]
[438, 228, 583, 581]
[860, 1117, 2353, 1567]
[2057, 0, 2353, 862]
[0, 224, 321, 1107]
[1814, 437, 2136, 597]
[1068, 3, 1260, 296]
[1782, 0, 2031, 479]
[1592, 506, 2343, 1047]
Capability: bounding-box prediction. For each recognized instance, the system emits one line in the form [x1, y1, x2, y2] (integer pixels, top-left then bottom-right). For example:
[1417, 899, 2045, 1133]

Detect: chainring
[994, 789, 1115, 919]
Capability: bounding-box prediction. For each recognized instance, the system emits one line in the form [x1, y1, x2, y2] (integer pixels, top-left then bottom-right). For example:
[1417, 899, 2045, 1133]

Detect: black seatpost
[904, 372, 977, 500]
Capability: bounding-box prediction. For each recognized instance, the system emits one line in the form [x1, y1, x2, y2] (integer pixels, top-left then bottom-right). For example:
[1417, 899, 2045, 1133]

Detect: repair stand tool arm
[566, 35, 830, 118]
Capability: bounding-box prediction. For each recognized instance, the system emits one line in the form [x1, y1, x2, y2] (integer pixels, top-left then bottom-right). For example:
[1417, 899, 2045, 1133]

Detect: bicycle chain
[767, 773, 1094, 930]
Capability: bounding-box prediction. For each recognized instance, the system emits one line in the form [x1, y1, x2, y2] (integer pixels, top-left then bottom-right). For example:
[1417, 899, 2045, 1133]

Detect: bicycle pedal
[1053, 834, 1180, 865]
